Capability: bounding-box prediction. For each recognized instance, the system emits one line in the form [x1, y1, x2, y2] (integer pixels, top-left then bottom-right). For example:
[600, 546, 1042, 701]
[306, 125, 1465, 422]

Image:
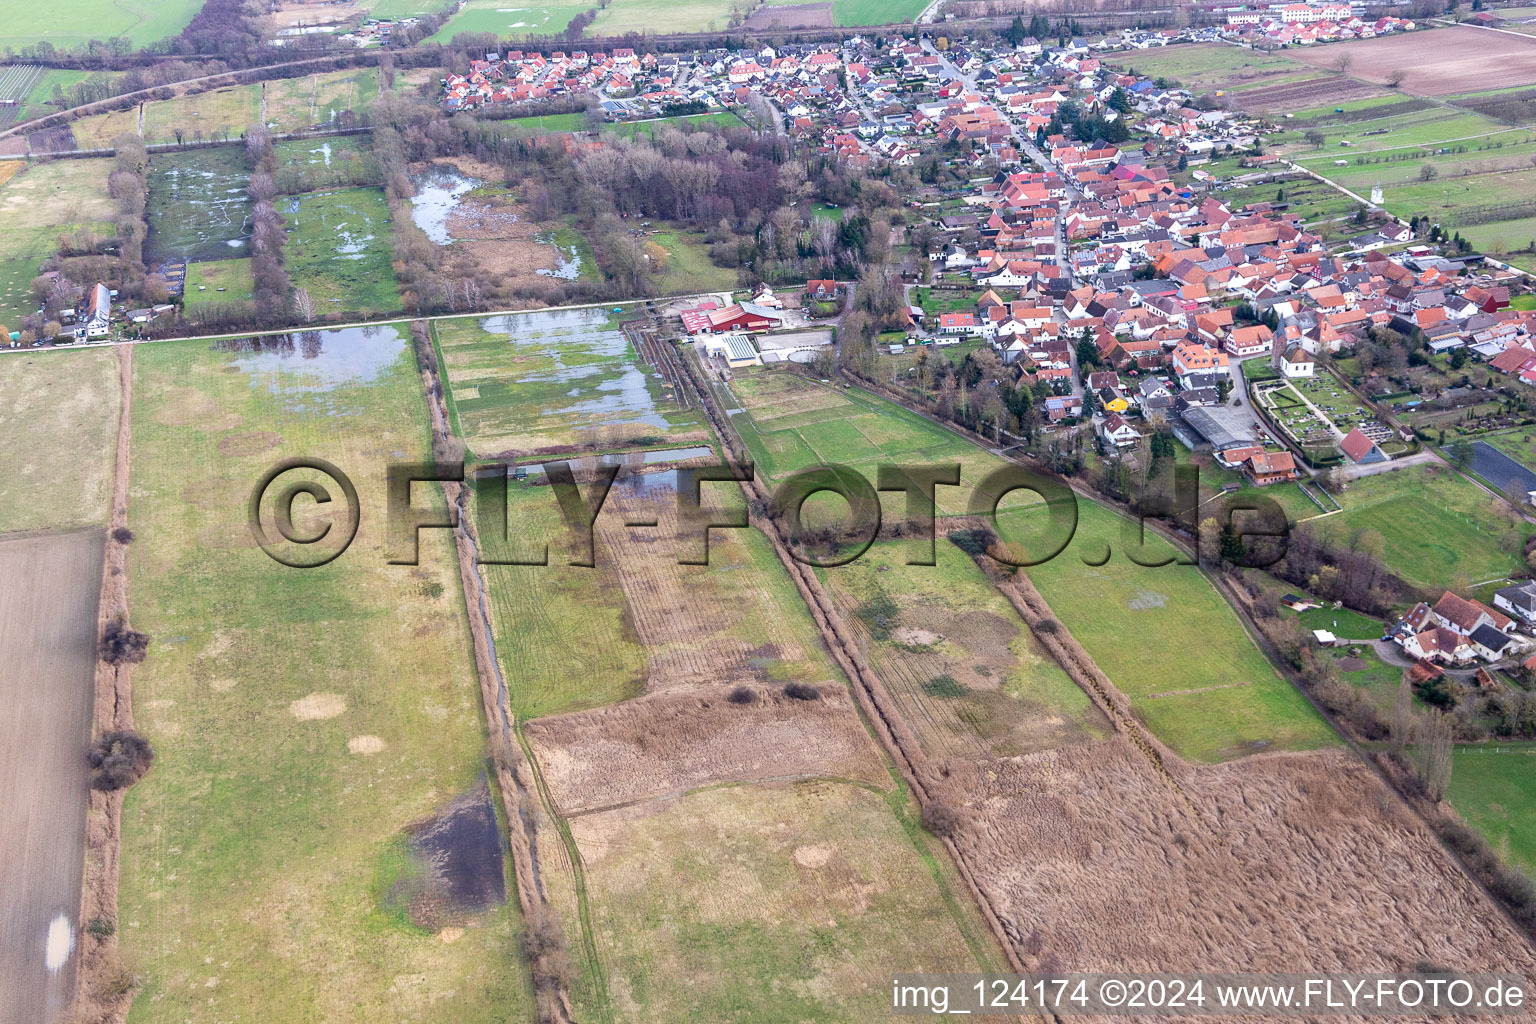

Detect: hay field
[571, 781, 1005, 1023]
[433, 308, 708, 458]
[119, 329, 531, 1022]
[943, 741, 1536, 978]
[0, 531, 104, 1024]
[0, 348, 121, 533]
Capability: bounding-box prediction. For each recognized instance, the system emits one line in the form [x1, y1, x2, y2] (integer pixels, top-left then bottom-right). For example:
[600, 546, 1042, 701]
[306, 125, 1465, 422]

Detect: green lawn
[120, 328, 531, 1023]
[283, 187, 401, 316]
[428, 0, 595, 40]
[184, 257, 254, 312]
[1006, 499, 1339, 762]
[432, 306, 708, 457]
[1313, 462, 1530, 589]
[1450, 743, 1536, 876]
[0, 0, 201, 50]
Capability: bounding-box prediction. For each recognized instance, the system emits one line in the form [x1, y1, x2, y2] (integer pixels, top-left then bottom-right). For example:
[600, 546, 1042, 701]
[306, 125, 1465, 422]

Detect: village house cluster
[1222, 3, 1417, 45]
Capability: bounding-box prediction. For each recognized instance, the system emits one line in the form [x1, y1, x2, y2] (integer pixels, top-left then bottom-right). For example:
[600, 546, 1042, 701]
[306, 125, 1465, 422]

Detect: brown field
[934, 739, 1536, 980]
[1232, 75, 1386, 114]
[0, 530, 104, 1024]
[515, 482, 1012, 1020]
[271, 0, 364, 28]
[527, 686, 889, 815]
[1288, 26, 1536, 95]
[743, 2, 833, 29]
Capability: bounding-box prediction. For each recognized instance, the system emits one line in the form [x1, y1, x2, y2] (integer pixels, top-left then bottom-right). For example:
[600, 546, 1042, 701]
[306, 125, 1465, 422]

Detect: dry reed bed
[526, 687, 889, 817]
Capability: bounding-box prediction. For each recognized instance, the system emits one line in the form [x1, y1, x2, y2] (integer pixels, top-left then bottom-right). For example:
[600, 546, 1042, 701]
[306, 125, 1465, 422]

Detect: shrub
[726, 685, 758, 704]
[88, 730, 154, 791]
[921, 801, 960, 838]
[111, 526, 134, 545]
[783, 682, 821, 701]
[1035, 618, 1059, 634]
[86, 916, 116, 939]
[99, 620, 149, 666]
[921, 674, 965, 698]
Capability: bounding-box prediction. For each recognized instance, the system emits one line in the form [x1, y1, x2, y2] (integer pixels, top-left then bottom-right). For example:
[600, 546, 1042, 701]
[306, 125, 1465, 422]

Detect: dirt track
[0, 530, 105, 1024]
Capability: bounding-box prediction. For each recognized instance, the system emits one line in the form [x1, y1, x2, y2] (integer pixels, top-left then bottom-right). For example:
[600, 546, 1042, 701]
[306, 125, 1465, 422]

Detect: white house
[1281, 346, 1315, 378]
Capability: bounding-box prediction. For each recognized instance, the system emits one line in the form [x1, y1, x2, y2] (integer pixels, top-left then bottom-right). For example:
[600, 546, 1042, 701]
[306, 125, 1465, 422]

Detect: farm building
[1179, 405, 1259, 467]
[703, 332, 760, 368]
[691, 301, 783, 334]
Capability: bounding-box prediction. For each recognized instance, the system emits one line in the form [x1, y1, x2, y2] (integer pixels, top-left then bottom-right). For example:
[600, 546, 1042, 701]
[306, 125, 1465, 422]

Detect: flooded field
[0, 530, 104, 1024]
[283, 187, 400, 314]
[409, 166, 476, 245]
[433, 307, 709, 457]
[144, 146, 251, 265]
[218, 324, 408, 398]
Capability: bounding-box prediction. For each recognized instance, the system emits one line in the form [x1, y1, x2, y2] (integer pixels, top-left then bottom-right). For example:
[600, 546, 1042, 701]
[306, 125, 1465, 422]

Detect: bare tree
[291, 288, 316, 323]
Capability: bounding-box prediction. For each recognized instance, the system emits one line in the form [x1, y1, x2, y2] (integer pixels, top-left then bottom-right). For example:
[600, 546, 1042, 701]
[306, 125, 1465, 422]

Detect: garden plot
[432, 307, 707, 458]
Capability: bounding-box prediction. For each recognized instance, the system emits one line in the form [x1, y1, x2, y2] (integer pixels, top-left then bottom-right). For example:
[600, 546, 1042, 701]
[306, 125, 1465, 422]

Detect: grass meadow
[817, 537, 1111, 760]
[119, 329, 531, 1023]
[184, 258, 254, 312]
[0, 0, 201, 50]
[1005, 499, 1338, 762]
[648, 229, 738, 294]
[572, 781, 1005, 1022]
[283, 187, 401, 315]
[1310, 462, 1529, 588]
[728, 370, 1334, 762]
[1450, 743, 1536, 877]
[0, 346, 120, 533]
